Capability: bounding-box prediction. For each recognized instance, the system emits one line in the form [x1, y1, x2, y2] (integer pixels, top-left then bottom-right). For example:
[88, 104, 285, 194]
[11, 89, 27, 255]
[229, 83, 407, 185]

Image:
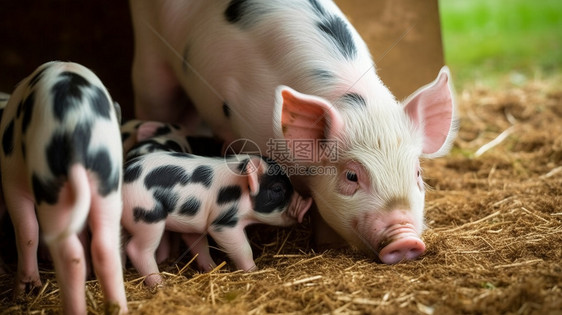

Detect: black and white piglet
[121, 151, 312, 287]
[120, 119, 223, 160]
[0, 62, 128, 313]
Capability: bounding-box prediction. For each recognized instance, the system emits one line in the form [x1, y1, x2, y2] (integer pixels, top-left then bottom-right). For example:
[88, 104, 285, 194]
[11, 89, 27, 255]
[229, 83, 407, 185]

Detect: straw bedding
[1, 77, 561, 314]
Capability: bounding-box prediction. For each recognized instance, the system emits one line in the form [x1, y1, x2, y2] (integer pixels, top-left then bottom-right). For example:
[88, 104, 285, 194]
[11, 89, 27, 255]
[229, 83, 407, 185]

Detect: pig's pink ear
[273, 86, 344, 142]
[244, 156, 265, 196]
[403, 66, 457, 158]
[293, 196, 313, 224]
[136, 121, 166, 142]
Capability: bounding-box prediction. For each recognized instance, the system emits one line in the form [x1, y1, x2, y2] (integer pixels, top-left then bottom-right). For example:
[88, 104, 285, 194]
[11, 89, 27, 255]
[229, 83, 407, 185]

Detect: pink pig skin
[0, 62, 128, 314]
[130, 1, 456, 263]
[122, 153, 312, 287]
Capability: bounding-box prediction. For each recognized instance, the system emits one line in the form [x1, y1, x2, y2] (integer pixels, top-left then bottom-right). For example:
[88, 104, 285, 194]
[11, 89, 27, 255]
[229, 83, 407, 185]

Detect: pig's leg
[38, 203, 87, 315]
[210, 228, 256, 272]
[155, 231, 171, 264]
[88, 193, 128, 313]
[3, 186, 42, 296]
[155, 231, 182, 264]
[47, 234, 86, 314]
[77, 228, 93, 279]
[181, 233, 216, 272]
[125, 221, 165, 287]
[131, 40, 200, 131]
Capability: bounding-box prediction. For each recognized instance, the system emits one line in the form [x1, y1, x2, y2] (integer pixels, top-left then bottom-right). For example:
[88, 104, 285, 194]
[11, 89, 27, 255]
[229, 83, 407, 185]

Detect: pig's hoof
[244, 265, 258, 273]
[105, 301, 126, 315]
[13, 278, 42, 299]
[144, 274, 164, 290]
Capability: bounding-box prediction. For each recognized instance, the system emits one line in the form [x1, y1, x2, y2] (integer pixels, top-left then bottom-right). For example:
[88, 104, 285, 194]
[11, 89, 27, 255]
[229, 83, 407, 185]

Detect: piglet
[121, 151, 312, 287]
[0, 61, 128, 314]
[120, 119, 223, 160]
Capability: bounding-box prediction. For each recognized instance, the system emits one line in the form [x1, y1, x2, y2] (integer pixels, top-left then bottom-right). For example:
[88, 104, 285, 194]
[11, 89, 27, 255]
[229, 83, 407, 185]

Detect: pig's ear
[403, 66, 457, 158]
[136, 121, 166, 142]
[243, 156, 265, 196]
[273, 85, 344, 141]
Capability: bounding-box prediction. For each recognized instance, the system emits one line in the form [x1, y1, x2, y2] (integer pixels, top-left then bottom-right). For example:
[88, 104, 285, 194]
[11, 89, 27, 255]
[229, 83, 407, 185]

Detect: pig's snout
[377, 223, 425, 264]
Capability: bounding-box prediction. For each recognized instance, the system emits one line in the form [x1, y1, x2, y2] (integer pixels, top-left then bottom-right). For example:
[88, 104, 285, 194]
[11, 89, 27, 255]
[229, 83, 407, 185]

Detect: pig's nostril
[378, 237, 426, 264]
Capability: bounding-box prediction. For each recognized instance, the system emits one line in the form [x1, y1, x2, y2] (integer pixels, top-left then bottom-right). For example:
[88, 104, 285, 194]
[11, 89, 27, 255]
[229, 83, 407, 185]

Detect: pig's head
[273, 67, 456, 264]
[235, 156, 313, 227]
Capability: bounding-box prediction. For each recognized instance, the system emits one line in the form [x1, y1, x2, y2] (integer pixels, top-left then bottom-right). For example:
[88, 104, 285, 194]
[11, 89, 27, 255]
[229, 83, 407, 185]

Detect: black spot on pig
[124, 162, 143, 183]
[154, 189, 179, 215]
[179, 197, 201, 216]
[127, 139, 184, 161]
[2, 120, 14, 156]
[311, 69, 335, 82]
[340, 92, 366, 108]
[224, 0, 267, 28]
[225, 0, 248, 24]
[252, 159, 293, 214]
[28, 66, 48, 88]
[191, 165, 214, 188]
[222, 103, 231, 118]
[133, 189, 179, 223]
[20, 93, 35, 135]
[317, 15, 357, 60]
[169, 152, 195, 159]
[237, 158, 250, 174]
[145, 166, 190, 190]
[31, 174, 62, 205]
[164, 140, 183, 153]
[154, 125, 172, 136]
[133, 205, 165, 223]
[212, 205, 239, 231]
[89, 86, 111, 119]
[217, 185, 242, 205]
[46, 132, 73, 179]
[308, 0, 327, 16]
[52, 72, 91, 121]
[86, 149, 119, 196]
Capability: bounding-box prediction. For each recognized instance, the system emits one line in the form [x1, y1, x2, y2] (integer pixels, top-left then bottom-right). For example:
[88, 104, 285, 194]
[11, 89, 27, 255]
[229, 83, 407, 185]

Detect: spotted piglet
[0, 62, 128, 313]
[120, 119, 223, 161]
[120, 119, 222, 264]
[122, 151, 312, 287]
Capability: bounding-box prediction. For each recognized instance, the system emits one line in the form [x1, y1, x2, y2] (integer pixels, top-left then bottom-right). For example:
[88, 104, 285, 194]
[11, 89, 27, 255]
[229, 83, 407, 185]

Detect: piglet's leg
[3, 187, 42, 297]
[181, 233, 216, 272]
[89, 193, 128, 313]
[126, 222, 165, 288]
[38, 203, 87, 315]
[210, 228, 256, 272]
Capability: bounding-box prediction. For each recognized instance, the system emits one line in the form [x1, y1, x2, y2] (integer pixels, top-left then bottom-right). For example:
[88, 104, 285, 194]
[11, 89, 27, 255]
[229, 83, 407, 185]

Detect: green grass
[439, 0, 562, 87]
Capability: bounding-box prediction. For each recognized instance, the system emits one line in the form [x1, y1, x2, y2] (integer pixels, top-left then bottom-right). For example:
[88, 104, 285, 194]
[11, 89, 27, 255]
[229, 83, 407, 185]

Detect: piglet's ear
[273, 85, 344, 142]
[403, 66, 456, 158]
[136, 121, 166, 142]
[243, 156, 265, 196]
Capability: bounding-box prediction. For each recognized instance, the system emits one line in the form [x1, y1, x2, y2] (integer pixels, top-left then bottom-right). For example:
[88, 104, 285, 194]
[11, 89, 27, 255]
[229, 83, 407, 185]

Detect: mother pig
[130, 0, 456, 264]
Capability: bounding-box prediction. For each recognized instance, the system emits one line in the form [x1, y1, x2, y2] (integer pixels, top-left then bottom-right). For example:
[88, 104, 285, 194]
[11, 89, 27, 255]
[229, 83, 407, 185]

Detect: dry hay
[1, 76, 561, 314]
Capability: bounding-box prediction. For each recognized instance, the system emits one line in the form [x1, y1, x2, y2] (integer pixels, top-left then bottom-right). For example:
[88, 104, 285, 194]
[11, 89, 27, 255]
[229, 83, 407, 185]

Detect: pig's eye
[268, 183, 286, 201]
[346, 171, 358, 182]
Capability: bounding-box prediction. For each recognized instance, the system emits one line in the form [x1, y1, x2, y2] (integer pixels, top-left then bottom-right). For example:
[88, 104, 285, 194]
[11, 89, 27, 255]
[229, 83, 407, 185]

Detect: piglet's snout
[377, 223, 425, 264]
